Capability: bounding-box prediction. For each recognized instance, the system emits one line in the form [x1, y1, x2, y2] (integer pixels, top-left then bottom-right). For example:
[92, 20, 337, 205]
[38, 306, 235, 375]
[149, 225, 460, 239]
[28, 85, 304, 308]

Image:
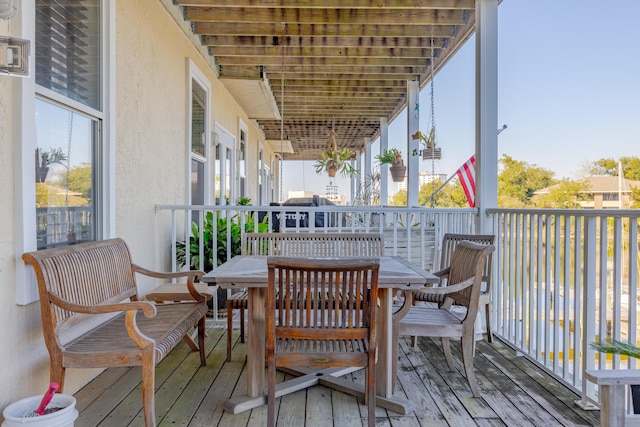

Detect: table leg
[247, 287, 266, 397]
[377, 287, 393, 397]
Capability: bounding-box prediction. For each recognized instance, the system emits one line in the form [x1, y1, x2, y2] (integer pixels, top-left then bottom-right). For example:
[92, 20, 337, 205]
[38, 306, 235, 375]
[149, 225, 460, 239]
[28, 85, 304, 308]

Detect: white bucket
[2, 394, 78, 427]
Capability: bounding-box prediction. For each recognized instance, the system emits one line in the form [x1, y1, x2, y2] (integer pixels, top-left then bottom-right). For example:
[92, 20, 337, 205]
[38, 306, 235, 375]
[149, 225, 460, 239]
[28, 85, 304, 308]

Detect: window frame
[15, 0, 115, 305]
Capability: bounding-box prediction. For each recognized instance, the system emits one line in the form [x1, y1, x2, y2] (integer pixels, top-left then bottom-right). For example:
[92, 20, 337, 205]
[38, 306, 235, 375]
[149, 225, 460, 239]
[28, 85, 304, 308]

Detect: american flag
[456, 156, 476, 207]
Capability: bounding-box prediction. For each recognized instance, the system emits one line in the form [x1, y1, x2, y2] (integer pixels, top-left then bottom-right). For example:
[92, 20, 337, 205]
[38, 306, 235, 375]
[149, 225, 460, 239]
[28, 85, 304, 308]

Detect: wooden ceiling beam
[186, 8, 467, 26]
[209, 46, 436, 58]
[274, 94, 405, 103]
[269, 72, 421, 80]
[267, 66, 426, 75]
[195, 22, 458, 37]
[275, 89, 407, 97]
[216, 55, 429, 67]
[203, 35, 449, 48]
[178, 0, 474, 9]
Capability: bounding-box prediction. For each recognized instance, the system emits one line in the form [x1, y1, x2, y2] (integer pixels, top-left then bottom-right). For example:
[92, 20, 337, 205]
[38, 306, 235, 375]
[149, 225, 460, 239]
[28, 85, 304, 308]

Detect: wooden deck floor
[73, 323, 600, 426]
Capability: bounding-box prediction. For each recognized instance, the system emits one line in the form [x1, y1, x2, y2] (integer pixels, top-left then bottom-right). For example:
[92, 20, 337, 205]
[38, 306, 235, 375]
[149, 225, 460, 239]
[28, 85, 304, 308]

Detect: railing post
[582, 215, 597, 403]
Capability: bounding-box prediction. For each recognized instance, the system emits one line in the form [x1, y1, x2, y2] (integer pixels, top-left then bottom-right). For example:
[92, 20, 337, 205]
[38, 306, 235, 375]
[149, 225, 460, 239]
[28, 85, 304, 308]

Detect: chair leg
[267, 359, 276, 427]
[485, 303, 494, 343]
[461, 334, 480, 397]
[226, 301, 233, 362]
[50, 361, 65, 392]
[141, 347, 157, 427]
[367, 353, 376, 427]
[239, 303, 245, 343]
[197, 316, 207, 366]
[441, 337, 456, 371]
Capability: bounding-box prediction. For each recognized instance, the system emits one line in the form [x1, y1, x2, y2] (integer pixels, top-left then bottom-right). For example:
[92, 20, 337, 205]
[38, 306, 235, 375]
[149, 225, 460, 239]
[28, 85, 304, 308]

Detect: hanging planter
[313, 127, 358, 178]
[412, 129, 442, 160]
[376, 148, 406, 183]
[422, 147, 442, 160]
[389, 163, 407, 182]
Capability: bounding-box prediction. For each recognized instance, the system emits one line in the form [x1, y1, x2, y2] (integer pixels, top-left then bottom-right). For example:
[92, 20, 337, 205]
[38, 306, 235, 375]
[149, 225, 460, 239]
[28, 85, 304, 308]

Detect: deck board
[72, 322, 600, 426]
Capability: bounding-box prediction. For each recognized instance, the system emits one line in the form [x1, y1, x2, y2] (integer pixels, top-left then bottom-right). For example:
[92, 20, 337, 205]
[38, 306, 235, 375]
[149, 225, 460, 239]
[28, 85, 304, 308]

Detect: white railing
[156, 204, 476, 318]
[488, 208, 640, 405]
[155, 204, 640, 405]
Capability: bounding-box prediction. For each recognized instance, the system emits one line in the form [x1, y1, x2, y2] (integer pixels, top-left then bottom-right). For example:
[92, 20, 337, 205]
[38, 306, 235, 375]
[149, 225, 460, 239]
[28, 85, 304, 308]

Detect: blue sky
[282, 0, 640, 200]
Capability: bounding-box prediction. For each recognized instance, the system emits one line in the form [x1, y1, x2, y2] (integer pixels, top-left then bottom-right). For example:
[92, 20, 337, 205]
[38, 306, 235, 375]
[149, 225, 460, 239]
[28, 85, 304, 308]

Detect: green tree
[498, 155, 554, 207]
[532, 179, 588, 208]
[389, 189, 407, 206]
[419, 179, 468, 207]
[589, 156, 640, 180]
[630, 186, 640, 208]
[67, 163, 92, 199]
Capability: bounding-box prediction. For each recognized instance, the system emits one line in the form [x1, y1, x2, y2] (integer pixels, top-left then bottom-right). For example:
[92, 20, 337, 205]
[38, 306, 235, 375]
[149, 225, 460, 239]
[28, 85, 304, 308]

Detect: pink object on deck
[34, 382, 60, 416]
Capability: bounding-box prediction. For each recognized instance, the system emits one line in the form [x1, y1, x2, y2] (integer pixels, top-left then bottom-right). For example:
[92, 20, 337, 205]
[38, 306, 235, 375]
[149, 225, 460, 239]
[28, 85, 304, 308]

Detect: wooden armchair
[266, 257, 380, 427]
[395, 240, 495, 397]
[413, 233, 495, 342]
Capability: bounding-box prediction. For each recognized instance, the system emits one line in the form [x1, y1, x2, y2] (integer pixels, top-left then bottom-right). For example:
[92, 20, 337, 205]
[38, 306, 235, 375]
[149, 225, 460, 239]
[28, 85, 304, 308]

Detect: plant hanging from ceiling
[313, 123, 358, 178]
[376, 148, 406, 182]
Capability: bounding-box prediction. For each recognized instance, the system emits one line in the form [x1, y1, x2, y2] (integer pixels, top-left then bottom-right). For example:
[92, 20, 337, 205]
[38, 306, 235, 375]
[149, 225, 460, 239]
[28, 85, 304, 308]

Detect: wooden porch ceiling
[175, 0, 477, 161]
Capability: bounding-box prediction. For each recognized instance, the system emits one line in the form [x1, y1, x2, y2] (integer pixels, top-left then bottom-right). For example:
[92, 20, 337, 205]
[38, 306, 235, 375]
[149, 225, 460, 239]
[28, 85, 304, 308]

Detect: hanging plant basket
[422, 147, 442, 160]
[389, 163, 406, 182]
[326, 164, 338, 177]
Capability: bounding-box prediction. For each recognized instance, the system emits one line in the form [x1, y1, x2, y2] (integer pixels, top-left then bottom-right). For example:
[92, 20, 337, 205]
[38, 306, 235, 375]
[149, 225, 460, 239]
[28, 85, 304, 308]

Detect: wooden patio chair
[226, 232, 383, 361]
[413, 233, 495, 342]
[266, 257, 380, 427]
[397, 240, 495, 397]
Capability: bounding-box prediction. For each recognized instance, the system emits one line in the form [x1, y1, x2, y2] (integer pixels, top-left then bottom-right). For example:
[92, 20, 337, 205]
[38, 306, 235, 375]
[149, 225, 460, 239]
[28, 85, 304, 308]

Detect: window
[34, 0, 103, 249]
[18, 0, 113, 304]
[36, 0, 101, 110]
[35, 99, 100, 249]
[238, 125, 247, 200]
[188, 61, 211, 217]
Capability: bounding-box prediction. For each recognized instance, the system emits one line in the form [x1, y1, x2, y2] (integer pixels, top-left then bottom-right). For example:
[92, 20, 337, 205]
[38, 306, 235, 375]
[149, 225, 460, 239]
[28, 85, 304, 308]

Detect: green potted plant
[412, 128, 441, 160]
[591, 339, 640, 413]
[376, 148, 406, 182]
[314, 147, 358, 178]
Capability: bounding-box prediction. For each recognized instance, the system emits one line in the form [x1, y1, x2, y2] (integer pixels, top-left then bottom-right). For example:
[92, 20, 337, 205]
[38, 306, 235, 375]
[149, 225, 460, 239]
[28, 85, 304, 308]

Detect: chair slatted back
[22, 238, 137, 334]
[445, 241, 495, 325]
[242, 232, 384, 257]
[440, 233, 494, 288]
[266, 257, 379, 363]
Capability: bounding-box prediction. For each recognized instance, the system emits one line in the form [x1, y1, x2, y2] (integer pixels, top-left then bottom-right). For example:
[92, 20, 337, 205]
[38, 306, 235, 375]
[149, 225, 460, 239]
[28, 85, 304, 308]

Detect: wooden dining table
[202, 255, 438, 415]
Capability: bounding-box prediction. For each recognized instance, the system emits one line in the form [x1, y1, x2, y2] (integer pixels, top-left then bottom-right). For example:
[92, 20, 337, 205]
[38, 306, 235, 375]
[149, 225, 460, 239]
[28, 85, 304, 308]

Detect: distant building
[325, 182, 348, 205]
[398, 172, 448, 191]
[287, 190, 313, 199]
[535, 176, 640, 209]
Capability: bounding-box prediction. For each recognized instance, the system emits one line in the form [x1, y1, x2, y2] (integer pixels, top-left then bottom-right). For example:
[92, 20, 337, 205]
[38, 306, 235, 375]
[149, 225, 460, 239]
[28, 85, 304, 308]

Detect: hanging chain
[65, 111, 74, 206]
[279, 22, 286, 202]
[429, 25, 436, 208]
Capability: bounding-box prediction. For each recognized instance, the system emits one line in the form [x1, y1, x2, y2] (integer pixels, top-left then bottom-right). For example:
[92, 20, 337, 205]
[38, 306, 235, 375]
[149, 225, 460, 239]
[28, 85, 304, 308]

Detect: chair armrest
[433, 267, 450, 279]
[48, 292, 158, 350]
[419, 276, 474, 295]
[392, 290, 413, 318]
[132, 264, 205, 280]
[48, 292, 157, 318]
[132, 264, 207, 303]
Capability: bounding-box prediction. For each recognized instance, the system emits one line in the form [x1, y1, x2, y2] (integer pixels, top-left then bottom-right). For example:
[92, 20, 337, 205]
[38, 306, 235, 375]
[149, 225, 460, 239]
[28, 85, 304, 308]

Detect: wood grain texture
[22, 238, 208, 427]
[266, 257, 379, 427]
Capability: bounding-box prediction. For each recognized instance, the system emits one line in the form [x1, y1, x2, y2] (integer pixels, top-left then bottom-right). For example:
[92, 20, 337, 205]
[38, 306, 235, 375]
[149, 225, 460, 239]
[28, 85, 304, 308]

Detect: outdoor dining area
[26, 230, 601, 426]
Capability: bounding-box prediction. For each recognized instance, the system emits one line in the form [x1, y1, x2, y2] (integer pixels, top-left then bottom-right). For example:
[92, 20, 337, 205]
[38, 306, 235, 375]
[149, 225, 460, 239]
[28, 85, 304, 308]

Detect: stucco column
[475, 0, 499, 233]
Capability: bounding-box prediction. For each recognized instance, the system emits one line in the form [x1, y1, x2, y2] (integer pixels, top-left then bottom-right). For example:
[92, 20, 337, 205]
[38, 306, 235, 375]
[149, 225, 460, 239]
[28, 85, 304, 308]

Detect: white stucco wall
[0, 0, 274, 419]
